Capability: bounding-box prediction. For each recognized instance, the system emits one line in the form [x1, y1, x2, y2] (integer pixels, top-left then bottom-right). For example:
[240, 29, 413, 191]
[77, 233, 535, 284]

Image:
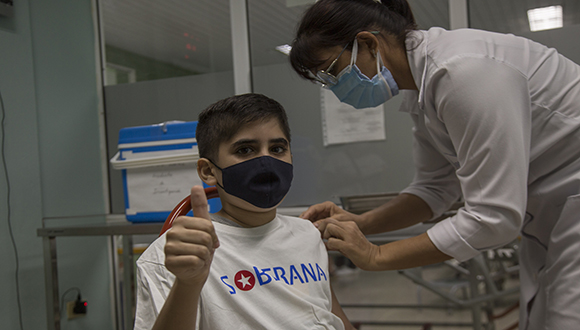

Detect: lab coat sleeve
[425, 56, 529, 262]
[401, 110, 462, 220]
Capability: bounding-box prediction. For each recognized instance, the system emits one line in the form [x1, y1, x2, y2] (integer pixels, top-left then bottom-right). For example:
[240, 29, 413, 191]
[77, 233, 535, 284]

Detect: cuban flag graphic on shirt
[234, 270, 256, 291]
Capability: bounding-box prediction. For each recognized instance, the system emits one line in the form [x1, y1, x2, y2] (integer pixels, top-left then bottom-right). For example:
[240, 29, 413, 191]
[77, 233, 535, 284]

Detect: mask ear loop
[334, 39, 358, 80]
[375, 49, 393, 98]
[335, 38, 357, 80]
[350, 38, 358, 68]
[207, 158, 226, 190]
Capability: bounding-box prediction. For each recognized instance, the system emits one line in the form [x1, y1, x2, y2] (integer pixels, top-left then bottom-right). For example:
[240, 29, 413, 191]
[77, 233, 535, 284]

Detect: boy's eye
[236, 146, 254, 155]
[271, 145, 287, 154]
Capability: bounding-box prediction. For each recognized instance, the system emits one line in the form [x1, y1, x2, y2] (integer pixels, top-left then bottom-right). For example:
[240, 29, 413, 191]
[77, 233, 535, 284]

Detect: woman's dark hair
[196, 93, 291, 162]
[290, 0, 417, 82]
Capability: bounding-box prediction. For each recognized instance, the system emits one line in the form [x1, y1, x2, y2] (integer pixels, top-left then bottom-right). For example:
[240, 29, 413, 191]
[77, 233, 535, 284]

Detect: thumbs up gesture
[164, 186, 220, 286]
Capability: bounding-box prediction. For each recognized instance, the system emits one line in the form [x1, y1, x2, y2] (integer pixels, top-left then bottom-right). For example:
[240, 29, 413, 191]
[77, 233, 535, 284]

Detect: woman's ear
[197, 158, 217, 186]
[356, 31, 381, 56]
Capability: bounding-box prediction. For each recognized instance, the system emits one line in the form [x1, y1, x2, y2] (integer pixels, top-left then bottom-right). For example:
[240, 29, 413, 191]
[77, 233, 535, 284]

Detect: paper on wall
[321, 87, 386, 146]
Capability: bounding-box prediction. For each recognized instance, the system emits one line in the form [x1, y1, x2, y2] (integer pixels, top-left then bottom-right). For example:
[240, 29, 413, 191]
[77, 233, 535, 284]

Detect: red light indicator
[183, 32, 189, 37]
[185, 55, 189, 59]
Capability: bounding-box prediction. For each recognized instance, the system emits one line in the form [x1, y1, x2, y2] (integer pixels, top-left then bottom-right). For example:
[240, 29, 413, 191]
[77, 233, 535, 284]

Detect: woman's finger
[322, 219, 347, 240]
[325, 237, 346, 252]
[300, 201, 338, 220]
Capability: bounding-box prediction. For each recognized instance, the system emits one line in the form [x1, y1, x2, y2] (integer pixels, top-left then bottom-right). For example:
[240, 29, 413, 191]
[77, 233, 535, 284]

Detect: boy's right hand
[164, 186, 220, 286]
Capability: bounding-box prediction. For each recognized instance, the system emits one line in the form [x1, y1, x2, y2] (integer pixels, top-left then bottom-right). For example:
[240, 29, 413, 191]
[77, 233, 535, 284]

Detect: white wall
[0, 1, 113, 329]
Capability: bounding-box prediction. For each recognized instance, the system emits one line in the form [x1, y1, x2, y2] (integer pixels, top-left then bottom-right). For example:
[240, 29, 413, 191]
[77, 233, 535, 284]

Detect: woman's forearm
[373, 232, 452, 270]
[359, 193, 433, 235]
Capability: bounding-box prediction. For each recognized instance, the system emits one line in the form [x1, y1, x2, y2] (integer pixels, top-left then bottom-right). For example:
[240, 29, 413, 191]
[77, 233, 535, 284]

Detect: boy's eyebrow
[270, 137, 289, 145]
[231, 139, 258, 148]
[230, 137, 289, 148]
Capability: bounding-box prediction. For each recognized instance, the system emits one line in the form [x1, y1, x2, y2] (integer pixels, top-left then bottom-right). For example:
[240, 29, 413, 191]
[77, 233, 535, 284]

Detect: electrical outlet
[66, 300, 87, 319]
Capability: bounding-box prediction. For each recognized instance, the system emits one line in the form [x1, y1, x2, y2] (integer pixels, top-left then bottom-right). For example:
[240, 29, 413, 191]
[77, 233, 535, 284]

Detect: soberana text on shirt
[220, 262, 328, 294]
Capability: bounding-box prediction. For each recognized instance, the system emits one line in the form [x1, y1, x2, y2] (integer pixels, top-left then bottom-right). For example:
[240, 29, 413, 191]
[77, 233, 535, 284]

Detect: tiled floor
[330, 262, 520, 330]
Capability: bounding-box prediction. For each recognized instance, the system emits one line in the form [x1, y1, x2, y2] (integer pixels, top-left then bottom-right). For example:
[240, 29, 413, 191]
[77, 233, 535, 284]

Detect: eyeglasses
[310, 42, 351, 87]
[309, 32, 381, 88]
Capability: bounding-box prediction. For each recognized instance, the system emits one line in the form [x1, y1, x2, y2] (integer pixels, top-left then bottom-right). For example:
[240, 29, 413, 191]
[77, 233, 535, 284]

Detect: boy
[134, 93, 355, 330]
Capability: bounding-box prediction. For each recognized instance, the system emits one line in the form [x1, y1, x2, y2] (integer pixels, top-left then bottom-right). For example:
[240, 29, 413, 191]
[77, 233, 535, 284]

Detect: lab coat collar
[399, 29, 429, 114]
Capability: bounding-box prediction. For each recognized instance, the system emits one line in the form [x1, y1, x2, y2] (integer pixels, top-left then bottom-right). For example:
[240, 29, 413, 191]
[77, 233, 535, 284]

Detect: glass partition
[409, 0, 450, 30]
[247, 0, 450, 206]
[100, 0, 458, 211]
[100, 0, 236, 214]
[101, 0, 234, 85]
[468, 0, 580, 65]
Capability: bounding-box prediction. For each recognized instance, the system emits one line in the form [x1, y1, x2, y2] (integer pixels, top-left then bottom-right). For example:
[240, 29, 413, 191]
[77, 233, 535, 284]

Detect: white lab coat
[399, 28, 580, 329]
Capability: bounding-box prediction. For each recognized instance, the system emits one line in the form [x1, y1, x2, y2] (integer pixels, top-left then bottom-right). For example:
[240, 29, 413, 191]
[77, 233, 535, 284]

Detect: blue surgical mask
[330, 39, 399, 109]
[210, 156, 293, 209]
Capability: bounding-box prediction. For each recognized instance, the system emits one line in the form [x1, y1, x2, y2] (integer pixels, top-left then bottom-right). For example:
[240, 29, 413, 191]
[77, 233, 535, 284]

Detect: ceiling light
[527, 5, 563, 32]
[275, 44, 292, 56]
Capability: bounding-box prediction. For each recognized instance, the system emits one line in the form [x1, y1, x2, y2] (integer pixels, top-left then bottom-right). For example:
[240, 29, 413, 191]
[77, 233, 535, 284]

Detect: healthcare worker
[290, 0, 580, 329]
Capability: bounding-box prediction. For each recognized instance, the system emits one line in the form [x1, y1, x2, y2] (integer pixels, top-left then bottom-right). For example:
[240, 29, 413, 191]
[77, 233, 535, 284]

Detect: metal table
[38, 208, 518, 330]
[35, 208, 436, 330]
[36, 212, 430, 330]
[37, 217, 163, 330]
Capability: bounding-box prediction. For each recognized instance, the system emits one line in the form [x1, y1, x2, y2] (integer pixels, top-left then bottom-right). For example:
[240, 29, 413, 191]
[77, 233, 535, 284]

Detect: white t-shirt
[134, 214, 345, 330]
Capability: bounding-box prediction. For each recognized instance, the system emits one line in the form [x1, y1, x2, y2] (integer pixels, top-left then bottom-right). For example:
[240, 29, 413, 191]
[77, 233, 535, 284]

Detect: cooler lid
[118, 121, 197, 145]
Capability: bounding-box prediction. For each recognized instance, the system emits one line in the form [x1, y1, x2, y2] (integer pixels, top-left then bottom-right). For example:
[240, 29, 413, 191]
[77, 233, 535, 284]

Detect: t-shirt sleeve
[134, 237, 176, 330]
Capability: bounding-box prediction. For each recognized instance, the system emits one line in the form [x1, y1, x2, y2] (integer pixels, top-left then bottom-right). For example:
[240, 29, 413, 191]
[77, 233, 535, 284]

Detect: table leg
[43, 236, 60, 330]
[122, 235, 134, 330]
[467, 258, 483, 330]
[110, 236, 123, 330]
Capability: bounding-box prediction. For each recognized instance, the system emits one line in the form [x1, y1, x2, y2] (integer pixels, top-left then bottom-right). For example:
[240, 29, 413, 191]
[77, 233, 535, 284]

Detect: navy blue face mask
[210, 156, 293, 209]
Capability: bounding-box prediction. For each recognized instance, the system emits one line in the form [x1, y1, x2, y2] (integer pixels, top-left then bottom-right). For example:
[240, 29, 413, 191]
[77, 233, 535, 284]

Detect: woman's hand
[301, 202, 380, 269]
[301, 198, 451, 272]
[164, 186, 220, 287]
[320, 219, 381, 271]
[300, 201, 365, 230]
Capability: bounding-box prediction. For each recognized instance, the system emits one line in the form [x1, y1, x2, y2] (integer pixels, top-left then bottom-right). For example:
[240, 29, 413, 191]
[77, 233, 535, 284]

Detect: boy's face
[216, 118, 291, 168]
[213, 118, 292, 212]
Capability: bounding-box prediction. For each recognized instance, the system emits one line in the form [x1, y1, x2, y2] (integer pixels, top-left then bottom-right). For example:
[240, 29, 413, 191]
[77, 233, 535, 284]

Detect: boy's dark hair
[290, 0, 417, 83]
[196, 93, 291, 162]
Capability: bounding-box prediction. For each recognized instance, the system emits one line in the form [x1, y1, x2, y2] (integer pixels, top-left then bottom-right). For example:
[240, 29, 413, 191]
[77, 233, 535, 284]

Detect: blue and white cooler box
[110, 121, 221, 222]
